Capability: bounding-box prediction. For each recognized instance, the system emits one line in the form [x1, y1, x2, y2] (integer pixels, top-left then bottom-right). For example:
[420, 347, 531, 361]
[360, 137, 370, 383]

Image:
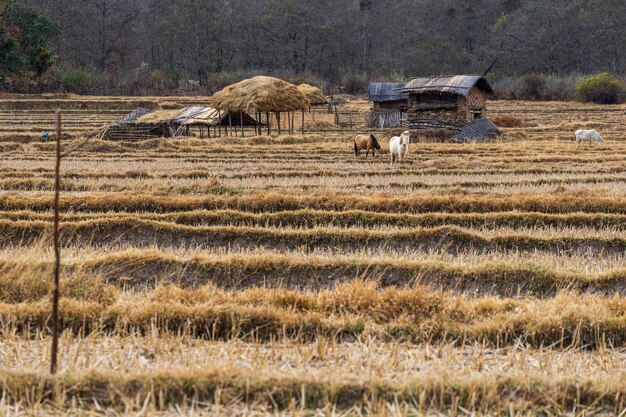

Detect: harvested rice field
[0, 96, 625, 416]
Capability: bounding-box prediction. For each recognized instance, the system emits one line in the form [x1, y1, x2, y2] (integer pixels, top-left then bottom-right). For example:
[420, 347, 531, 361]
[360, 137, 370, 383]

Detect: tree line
[2, 0, 626, 94]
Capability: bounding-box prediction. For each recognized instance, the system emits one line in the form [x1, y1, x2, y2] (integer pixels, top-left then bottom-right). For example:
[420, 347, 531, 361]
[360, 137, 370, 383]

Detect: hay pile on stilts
[297, 84, 327, 106]
[209, 76, 310, 136]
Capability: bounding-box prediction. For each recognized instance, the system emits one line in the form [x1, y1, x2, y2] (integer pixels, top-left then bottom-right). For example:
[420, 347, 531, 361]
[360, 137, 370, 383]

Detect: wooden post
[267, 112, 271, 135]
[229, 113, 233, 137]
[277, 112, 281, 134]
[218, 110, 222, 137]
[302, 110, 305, 134]
[51, 109, 62, 375]
[291, 112, 295, 134]
[240, 112, 244, 137]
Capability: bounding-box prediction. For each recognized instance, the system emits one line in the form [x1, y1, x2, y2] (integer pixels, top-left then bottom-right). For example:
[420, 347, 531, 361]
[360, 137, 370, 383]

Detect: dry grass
[1, 191, 625, 214]
[1, 337, 625, 415]
[491, 115, 524, 128]
[135, 109, 182, 124]
[0, 247, 624, 296]
[0, 280, 625, 349]
[0, 96, 625, 414]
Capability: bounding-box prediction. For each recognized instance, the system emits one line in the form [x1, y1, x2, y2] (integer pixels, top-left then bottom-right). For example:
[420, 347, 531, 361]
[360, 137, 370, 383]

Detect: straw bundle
[136, 109, 182, 124]
[209, 76, 309, 113]
[297, 84, 327, 105]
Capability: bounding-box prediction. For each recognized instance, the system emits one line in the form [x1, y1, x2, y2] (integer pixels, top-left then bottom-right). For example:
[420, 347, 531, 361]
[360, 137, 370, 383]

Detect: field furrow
[0, 98, 625, 415]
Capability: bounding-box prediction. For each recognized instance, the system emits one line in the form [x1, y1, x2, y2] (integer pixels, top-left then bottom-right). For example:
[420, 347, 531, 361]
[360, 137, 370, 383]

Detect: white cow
[575, 129, 605, 146]
[389, 131, 410, 164]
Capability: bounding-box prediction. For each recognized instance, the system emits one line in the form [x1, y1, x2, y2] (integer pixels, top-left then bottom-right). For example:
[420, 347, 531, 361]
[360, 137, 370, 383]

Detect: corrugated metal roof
[171, 106, 206, 124]
[399, 75, 493, 96]
[368, 82, 408, 102]
[178, 107, 221, 126]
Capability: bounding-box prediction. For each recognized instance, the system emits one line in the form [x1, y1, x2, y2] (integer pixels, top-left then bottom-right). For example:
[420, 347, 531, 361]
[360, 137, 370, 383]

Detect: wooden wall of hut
[373, 100, 408, 111]
[406, 90, 486, 136]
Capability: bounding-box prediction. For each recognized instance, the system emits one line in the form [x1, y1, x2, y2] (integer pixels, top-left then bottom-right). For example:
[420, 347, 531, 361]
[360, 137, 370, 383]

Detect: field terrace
[0, 96, 625, 415]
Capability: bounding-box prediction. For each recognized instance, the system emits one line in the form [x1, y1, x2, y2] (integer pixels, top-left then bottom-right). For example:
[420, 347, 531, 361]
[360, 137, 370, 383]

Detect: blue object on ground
[41, 132, 50, 138]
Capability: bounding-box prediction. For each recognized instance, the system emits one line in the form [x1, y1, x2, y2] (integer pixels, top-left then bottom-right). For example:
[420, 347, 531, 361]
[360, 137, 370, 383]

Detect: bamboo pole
[240, 112, 244, 137]
[50, 109, 62, 375]
[267, 112, 270, 135]
[291, 111, 295, 134]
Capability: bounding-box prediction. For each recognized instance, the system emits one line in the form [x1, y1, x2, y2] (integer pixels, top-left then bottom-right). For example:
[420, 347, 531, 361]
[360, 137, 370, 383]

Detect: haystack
[208, 76, 309, 113]
[297, 84, 327, 105]
[136, 109, 183, 124]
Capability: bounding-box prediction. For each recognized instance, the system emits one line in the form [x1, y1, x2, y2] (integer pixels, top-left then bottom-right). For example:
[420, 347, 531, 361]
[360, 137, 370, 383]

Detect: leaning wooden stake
[50, 109, 62, 375]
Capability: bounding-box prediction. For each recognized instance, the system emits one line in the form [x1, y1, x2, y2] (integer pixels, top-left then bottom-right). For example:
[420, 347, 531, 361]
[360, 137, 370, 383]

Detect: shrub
[286, 72, 328, 92]
[575, 73, 625, 104]
[60, 67, 91, 91]
[148, 68, 180, 91]
[340, 73, 368, 94]
[513, 74, 547, 100]
[544, 74, 581, 101]
[492, 116, 523, 128]
[206, 71, 242, 93]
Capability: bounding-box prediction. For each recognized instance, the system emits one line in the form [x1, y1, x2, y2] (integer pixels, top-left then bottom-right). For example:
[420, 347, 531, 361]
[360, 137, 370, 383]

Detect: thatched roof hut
[297, 84, 327, 105]
[209, 76, 309, 113]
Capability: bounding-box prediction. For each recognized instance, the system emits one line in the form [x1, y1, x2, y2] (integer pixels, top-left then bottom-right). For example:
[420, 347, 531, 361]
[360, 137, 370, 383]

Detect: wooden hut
[209, 76, 310, 135]
[398, 75, 493, 137]
[368, 82, 408, 110]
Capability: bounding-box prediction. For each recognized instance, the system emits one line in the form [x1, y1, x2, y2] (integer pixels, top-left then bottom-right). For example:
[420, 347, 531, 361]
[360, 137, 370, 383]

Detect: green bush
[513, 74, 547, 100]
[60, 67, 91, 90]
[575, 73, 625, 104]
